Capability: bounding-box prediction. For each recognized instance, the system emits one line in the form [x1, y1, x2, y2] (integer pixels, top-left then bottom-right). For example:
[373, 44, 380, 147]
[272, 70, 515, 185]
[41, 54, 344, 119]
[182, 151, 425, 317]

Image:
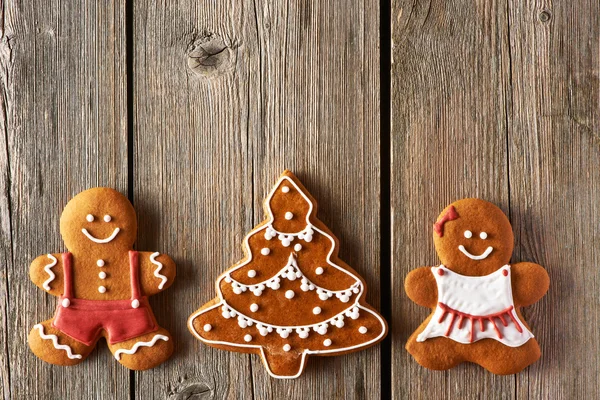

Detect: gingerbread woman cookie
[28, 188, 176, 370]
[188, 171, 387, 379]
[405, 198, 549, 374]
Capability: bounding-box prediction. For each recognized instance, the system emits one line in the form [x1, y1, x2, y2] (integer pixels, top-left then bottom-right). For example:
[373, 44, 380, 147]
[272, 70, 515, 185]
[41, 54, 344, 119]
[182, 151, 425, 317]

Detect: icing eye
[464, 230, 472, 238]
[480, 232, 488, 239]
[103, 215, 112, 222]
[86, 214, 94, 222]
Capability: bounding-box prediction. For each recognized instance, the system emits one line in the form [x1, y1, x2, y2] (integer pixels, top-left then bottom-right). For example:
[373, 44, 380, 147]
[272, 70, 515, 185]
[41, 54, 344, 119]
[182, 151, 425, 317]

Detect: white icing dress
[416, 265, 533, 347]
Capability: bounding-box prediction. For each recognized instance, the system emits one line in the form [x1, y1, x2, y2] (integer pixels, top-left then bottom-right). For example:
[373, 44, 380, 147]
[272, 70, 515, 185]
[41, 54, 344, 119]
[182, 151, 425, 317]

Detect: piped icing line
[113, 334, 169, 360]
[33, 324, 82, 359]
[458, 244, 493, 260]
[42, 254, 58, 291]
[81, 227, 120, 244]
[150, 252, 168, 290]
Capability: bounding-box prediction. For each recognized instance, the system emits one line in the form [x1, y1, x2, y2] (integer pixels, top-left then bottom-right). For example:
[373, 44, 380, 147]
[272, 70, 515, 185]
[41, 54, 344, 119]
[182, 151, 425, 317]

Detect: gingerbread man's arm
[138, 251, 176, 296]
[511, 262, 549, 307]
[404, 266, 438, 308]
[30, 253, 64, 297]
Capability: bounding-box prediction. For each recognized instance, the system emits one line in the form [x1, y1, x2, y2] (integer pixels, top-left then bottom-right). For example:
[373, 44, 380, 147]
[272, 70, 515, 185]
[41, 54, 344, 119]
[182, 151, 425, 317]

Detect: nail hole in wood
[538, 10, 551, 23]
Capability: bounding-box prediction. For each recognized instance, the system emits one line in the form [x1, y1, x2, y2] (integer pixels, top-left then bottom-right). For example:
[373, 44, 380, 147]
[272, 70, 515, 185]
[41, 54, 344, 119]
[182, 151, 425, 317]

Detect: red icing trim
[437, 269, 444, 276]
[62, 252, 73, 298]
[502, 269, 508, 276]
[433, 206, 459, 237]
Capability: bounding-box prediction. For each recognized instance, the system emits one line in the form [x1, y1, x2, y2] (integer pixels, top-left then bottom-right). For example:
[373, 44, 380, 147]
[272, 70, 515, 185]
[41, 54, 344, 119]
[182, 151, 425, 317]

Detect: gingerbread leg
[107, 327, 173, 370]
[28, 319, 94, 366]
[405, 334, 463, 371]
[260, 348, 306, 378]
[468, 338, 541, 375]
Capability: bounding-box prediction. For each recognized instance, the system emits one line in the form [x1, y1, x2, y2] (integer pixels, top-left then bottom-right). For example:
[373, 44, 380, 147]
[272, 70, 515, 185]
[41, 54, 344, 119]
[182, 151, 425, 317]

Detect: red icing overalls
[52, 251, 157, 346]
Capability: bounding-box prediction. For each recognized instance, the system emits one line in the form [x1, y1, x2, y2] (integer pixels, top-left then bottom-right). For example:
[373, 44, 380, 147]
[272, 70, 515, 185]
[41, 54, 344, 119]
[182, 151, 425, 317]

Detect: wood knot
[538, 10, 551, 23]
[168, 376, 213, 399]
[187, 33, 235, 78]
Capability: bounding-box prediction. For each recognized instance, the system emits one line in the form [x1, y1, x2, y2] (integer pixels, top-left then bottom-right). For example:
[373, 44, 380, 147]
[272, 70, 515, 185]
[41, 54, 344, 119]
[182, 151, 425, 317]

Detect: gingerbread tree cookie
[188, 171, 387, 378]
[28, 188, 176, 370]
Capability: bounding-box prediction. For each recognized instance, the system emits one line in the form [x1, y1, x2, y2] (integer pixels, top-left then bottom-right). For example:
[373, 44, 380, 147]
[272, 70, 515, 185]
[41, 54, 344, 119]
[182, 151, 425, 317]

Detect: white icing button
[294, 244, 302, 251]
[99, 271, 107, 279]
[282, 186, 290, 193]
[283, 344, 291, 352]
[131, 299, 140, 309]
[103, 215, 111, 222]
[285, 212, 294, 220]
[86, 214, 94, 222]
[244, 334, 252, 342]
[203, 324, 212, 332]
[97, 259, 105, 267]
[359, 326, 368, 334]
[260, 248, 270, 256]
[464, 230, 473, 238]
[315, 267, 324, 275]
[98, 286, 107, 293]
[248, 270, 257, 278]
[285, 290, 295, 299]
[323, 339, 332, 347]
[480, 231, 488, 239]
[62, 298, 70, 308]
[250, 303, 259, 312]
[313, 307, 322, 315]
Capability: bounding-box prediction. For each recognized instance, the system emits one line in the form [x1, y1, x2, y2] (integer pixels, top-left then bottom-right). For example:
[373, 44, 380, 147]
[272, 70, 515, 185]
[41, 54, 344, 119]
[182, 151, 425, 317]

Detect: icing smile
[82, 228, 120, 243]
[458, 245, 493, 260]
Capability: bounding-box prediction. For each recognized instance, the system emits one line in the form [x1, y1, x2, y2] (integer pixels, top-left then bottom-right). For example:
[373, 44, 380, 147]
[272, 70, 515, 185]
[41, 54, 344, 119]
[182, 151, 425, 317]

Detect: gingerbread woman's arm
[138, 251, 176, 296]
[30, 253, 64, 297]
[511, 262, 549, 307]
[404, 266, 438, 308]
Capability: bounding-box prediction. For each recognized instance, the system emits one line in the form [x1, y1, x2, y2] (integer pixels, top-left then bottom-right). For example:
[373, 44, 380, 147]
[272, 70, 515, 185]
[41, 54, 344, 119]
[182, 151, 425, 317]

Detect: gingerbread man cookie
[405, 198, 549, 374]
[28, 188, 176, 370]
[188, 171, 387, 379]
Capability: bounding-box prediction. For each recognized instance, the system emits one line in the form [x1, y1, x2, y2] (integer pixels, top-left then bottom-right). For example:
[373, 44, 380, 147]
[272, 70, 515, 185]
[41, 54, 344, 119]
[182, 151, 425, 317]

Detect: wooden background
[1, 0, 598, 398]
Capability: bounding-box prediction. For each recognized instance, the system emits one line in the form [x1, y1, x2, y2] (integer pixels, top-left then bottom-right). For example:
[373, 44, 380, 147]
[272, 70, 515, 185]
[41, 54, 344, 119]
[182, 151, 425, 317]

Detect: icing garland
[264, 224, 314, 246]
[42, 254, 58, 291]
[114, 334, 169, 360]
[150, 252, 168, 290]
[33, 324, 82, 359]
[225, 253, 361, 302]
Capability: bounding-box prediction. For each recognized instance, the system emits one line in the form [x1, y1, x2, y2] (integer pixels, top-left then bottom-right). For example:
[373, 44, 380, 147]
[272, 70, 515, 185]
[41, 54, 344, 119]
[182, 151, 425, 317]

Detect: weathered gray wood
[132, 0, 380, 398]
[0, 1, 129, 398]
[391, 0, 515, 398]
[507, 1, 600, 398]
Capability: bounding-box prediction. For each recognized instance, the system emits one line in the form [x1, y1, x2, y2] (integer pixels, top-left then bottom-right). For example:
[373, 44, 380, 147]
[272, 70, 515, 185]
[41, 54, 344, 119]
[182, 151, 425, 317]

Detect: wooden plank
[0, 1, 128, 398]
[507, 1, 600, 398]
[132, 0, 380, 398]
[390, 0, 515, 398]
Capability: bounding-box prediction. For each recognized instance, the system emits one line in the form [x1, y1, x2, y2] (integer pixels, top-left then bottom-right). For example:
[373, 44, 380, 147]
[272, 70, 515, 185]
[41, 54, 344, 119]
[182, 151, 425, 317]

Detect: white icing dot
[285, 212, 294, 220]
[131, 299, 140, 309]
[97, 259, 105, 267]
[285, 290, 295, 299]
[98, 286, 106, 293]
[464, 230, 473, 238]
[62, 298, 70, 308]
[323, 339, 332, 347]
[359, 326, 368, 334]
[315, 267, 324, 275]
[313, 307, 321, 315]
[250, 303, 259, 312]
[203, 324, 212, 332]
[480, 231, 488, 239]
[247, 270, 257, 278]
[86, 214, 94, 222]
[244, 334, 252, 342]
[282, 186, 290, 193]
[103, 215, 111, 222]
[99, 271, 107, 279]
[294, 243, 302, 252]
[283, 344, 291, 352]
[260, 248, 270, 256]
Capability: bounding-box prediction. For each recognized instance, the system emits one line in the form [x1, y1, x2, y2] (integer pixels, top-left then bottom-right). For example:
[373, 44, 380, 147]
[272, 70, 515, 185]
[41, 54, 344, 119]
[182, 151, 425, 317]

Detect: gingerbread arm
[510, 262, 549, 307]
[404, 266, 438, 308]
[30, 253, 64, 297]
[138, 251, 176, 296]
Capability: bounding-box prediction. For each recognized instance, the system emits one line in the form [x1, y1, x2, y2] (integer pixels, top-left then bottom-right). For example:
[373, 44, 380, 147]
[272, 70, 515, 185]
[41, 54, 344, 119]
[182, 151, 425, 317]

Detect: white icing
[98, 286, 106, 293]
[285, 212, 294, 220]
[315, 267, 324, 275]
[250, 303, 259, 312]
[99, 271, 107, 279]
[417, 265, 533, 347]
[97, 259, 105, 267]
[244, 334, 252, 342]
[294, 243, 302, 251]
[323, 339, 332, 347]
[203, 324, 212, 332]
[86, 214, 94, 222]
[103, 215, 112, 222]
[464, 230, 472, 238]
[285, 290, 295, 299]
[34, 324, 82, 359]
[283, 344, 291, 351]
[247, 270, 257, 278]
[458, 245, 493, 260]
[150, 252, 168, 290]
[82, 228, 120, 244]
[480, 231, 488, 239]
[359, 326, 367, 334]
[42, 254, 58, 291]
[313, 307, 321, 315]
[131, 299, 140, 309]
[260, 248, 270, 256]
[282, 186, 290, 193]
[62, 298, 70, 308]
[114, 334, 169, 360]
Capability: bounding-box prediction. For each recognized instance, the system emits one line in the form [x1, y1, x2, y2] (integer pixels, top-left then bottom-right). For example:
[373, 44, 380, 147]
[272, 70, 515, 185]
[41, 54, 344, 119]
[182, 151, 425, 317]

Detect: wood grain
[0, 0, 129, 398]
[132, 0, 380, 398]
